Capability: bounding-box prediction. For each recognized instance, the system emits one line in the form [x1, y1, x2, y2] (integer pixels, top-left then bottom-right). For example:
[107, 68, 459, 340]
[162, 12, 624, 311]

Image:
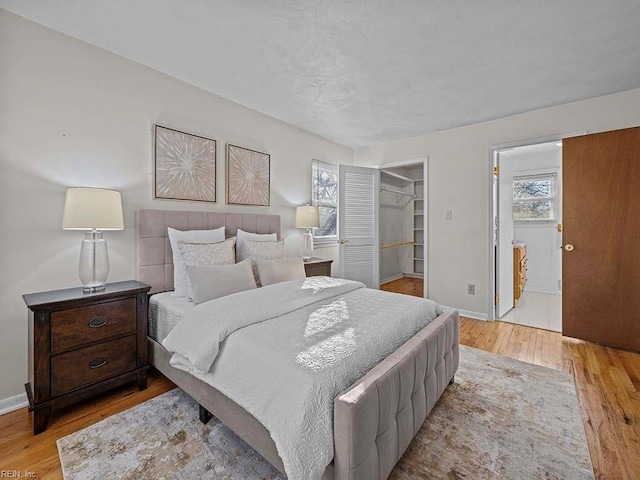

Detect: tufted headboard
[136, 209, 281, 294]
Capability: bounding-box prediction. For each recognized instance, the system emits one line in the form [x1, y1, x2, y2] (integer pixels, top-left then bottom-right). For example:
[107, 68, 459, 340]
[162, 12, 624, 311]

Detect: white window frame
[512, 173, 558, 222]
[311, 160, 338, 244]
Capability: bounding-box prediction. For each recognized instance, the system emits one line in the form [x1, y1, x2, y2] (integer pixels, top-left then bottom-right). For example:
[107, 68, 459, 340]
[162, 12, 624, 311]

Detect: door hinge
[494, 294, 499, 304]
[494, 166, 499, 175]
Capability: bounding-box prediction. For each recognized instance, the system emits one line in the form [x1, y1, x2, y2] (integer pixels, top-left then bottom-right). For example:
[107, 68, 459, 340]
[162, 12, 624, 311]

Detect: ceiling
[2, 1, 640, 148]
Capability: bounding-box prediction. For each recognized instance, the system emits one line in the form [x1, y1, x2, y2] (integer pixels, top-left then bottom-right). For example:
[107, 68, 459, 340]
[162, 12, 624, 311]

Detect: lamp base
[301, 229, 314, 262]
[83, 285, 106, 294]
[79, 230, 110, 293]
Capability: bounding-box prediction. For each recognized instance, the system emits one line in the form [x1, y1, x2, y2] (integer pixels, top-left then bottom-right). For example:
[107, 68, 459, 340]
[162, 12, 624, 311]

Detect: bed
[137, 209, 459, 480]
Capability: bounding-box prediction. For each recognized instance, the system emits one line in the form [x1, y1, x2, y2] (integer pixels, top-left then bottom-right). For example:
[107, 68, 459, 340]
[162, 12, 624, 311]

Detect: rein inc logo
[0, 472, 37, 478]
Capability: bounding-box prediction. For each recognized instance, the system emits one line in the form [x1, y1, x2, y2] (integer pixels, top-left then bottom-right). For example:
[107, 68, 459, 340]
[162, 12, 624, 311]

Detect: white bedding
[148, 292, 195, 343]
[162, 277, 443, 480]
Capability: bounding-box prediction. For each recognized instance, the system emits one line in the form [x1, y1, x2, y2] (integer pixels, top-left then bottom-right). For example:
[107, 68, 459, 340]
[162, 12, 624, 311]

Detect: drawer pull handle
[89, 357, 107, 369]
[88, 317, 108, 328]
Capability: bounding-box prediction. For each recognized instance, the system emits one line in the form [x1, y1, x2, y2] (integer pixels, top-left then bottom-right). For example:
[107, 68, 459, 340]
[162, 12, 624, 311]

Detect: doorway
[377, 158, 427, 298]
[492, 140, 564, 332]
[337, 158, 428, 297]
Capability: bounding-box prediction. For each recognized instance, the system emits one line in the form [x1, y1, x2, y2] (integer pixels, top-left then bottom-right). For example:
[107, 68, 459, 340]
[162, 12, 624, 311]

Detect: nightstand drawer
[51, 298, 137, 354]
[51, 335, 137, 397]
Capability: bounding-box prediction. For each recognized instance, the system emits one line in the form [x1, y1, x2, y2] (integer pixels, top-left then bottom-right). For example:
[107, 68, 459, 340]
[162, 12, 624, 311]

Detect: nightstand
[23, 280, 151, 434]
[303, 257, 333, 277]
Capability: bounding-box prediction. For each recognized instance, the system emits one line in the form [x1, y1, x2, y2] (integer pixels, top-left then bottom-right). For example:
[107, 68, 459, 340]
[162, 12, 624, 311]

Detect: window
[312, 160, 338, 241]
[512, 174, 557, 220]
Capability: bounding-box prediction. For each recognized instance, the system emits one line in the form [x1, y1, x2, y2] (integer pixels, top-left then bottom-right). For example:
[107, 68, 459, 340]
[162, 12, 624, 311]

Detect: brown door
[563, 126, 640, 352]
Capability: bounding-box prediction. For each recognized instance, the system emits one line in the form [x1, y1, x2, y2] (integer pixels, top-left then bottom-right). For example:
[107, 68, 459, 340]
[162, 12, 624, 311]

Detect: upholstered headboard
[136, 209, 281, 294]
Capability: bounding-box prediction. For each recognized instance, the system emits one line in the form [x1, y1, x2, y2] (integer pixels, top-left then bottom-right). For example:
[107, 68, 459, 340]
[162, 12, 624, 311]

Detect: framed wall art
[154, 125, 217, 202]
[226, 143, 271, 206]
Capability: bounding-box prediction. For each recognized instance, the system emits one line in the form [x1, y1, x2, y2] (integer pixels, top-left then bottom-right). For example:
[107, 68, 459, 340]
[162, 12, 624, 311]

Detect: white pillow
[244, 239, 286, 286]
[168, 226, 225, 297]
[186, 259, 256, 305]
[257, 257, 306, 286]
[177, 237, 236, 299]
[236, 229, 277, 262]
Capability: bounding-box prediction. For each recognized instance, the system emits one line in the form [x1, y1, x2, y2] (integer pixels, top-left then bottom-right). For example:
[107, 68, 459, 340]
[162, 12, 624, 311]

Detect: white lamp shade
[295, 205, 320, 228]
[62, 187, 124, 231]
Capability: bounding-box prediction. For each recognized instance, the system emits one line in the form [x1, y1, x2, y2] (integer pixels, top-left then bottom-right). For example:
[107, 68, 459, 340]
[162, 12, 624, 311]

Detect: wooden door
[338, 165, 380, 288]
[563, 126, 640, 351]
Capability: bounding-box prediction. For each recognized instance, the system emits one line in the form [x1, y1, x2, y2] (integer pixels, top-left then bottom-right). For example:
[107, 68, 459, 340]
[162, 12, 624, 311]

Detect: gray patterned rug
[57, 346, 594, 479]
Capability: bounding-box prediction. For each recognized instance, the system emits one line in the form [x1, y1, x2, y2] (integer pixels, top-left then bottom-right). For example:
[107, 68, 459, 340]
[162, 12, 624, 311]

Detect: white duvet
[162, 277, 442, 480]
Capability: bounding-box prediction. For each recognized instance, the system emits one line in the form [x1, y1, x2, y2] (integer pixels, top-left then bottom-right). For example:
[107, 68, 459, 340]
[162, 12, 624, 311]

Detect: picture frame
[226, 143, 271, 206]
[154, 125, 217, 203]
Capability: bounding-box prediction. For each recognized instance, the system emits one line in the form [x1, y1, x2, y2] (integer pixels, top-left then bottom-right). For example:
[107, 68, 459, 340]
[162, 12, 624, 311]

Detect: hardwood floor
[0, 372, 175, 479]
[1, 277, 638, 479]
[381, 277, 423, 296]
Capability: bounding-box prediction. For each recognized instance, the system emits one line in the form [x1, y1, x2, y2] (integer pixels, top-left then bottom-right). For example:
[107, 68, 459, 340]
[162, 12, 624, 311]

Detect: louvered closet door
[338, 165, 380, 289]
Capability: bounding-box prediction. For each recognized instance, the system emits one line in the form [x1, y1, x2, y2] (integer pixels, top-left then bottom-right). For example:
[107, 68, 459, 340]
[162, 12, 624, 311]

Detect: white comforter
[162, 277, 442, 480]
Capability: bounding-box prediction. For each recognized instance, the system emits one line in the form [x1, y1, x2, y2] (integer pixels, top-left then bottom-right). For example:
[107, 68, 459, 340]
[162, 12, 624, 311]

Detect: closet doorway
[377, 158, 427, 298]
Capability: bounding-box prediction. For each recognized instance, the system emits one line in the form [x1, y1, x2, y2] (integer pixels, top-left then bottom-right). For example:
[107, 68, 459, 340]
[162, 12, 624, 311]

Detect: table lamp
[295, 205, 320, 261]
[62, 187, 124, 292]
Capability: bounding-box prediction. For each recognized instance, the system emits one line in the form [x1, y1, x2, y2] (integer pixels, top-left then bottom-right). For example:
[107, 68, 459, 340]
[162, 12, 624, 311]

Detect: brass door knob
[564, 244, 574, 252]
[339, 239, 349, 244]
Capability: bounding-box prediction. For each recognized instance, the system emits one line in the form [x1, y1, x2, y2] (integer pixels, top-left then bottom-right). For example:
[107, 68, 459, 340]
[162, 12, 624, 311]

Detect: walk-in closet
[379, 162, 425, 290]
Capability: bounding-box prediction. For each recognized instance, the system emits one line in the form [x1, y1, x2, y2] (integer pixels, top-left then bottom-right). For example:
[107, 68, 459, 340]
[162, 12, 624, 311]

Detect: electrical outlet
[445, 210, 453, 220]
[467, 284, 475, 295]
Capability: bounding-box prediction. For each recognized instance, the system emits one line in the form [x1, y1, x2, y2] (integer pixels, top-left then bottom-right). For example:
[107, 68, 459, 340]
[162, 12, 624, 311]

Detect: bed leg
[199, 404, 213, 424]
[449, 375, 455, 385]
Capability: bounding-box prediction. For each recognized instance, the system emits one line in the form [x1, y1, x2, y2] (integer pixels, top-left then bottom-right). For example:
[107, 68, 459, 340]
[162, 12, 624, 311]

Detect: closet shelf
[380, 241, 414, 250]
[414, 211, 424, 215]
[380, 169, 414, 183]
[413, 228, 424, 231]
[413, 257, 424, 261]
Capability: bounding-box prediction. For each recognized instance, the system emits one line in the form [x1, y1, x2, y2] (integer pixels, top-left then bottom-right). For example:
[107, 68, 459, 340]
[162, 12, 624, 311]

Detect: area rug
[57, 346, 594, 479]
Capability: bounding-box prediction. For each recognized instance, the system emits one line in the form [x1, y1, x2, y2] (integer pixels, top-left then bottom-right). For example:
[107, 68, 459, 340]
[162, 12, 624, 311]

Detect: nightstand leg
[33, 406, 50, 435]
[137, 370, 148, 391]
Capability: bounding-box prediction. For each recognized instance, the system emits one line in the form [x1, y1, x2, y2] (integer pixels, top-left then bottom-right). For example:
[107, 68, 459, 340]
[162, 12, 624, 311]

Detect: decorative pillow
[178, 237, 236, 299]
[186, 259, 257, 305]
[168, 226, 225, 297]
[236, 229, 278, 262]
[257, 257, 306, 286]
[244, 239, 286, 286]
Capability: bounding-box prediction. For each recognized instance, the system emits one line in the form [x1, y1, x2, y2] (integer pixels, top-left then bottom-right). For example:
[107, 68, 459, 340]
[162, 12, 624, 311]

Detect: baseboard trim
[442, 306, 488, 321]
[524, 287, 562, 295]
[0, 392, 28, 416]
[380, 274, 404, 285]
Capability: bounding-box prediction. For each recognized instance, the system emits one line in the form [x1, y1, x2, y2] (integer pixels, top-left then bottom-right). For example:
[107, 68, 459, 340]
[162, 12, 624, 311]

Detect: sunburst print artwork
[155, 125, 217, 202]
[226, 144, 271, 206]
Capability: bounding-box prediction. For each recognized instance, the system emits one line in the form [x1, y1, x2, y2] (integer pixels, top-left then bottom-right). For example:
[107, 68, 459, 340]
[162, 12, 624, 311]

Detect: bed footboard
[333, 309, 459, 480]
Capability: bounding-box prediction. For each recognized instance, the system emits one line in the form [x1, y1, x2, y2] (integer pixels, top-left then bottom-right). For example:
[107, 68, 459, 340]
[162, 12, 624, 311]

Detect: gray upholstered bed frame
[136, 209, 459, 480]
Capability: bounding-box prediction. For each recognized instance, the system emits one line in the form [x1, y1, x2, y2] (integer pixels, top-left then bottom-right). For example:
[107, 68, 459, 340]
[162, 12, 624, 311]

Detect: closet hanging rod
[380, 241, 414, 250]
[380, 186, 416, 198]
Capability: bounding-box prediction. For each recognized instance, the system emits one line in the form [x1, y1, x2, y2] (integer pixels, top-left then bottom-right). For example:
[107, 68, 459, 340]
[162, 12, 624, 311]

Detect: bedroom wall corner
[0, 10, 353, 404]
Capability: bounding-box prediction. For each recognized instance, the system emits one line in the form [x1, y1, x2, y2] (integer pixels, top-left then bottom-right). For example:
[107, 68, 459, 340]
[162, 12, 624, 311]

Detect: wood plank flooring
[1, 277, 638, 479]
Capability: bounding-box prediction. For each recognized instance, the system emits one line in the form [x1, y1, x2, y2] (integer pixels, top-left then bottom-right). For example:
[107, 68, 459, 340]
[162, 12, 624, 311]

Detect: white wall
[0, 11, 352, 403]
[354, 88, 640, 317]
[507, 146, 563, 295]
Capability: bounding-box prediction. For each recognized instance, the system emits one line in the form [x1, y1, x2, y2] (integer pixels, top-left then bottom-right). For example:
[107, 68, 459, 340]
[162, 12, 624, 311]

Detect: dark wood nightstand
[23, 280, 151, 434]
[303, 257, 333, 277]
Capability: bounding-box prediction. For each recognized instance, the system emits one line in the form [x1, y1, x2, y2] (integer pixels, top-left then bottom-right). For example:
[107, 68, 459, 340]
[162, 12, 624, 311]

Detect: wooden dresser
[303, 257, 333, 277]
[23, 281, 151, 434]
[513, 245, 527, 307]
